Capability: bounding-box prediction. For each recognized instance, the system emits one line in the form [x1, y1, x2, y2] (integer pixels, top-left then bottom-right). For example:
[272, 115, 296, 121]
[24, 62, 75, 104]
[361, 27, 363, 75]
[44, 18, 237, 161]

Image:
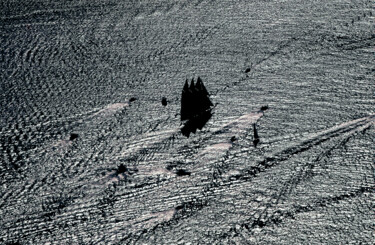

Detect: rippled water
[1, 0, 374, 244]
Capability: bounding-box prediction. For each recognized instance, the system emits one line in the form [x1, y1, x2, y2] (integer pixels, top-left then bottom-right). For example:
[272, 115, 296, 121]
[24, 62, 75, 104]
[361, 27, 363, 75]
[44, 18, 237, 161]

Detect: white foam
[90, 103, 129, 118]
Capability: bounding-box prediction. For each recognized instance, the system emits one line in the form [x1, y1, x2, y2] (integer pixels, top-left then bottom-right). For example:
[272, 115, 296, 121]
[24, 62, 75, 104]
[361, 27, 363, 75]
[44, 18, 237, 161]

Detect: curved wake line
[310, 114, 374, 138]
[240, 114, 375, 166]
[225, 115, 375, 234]
[140, 114, 375, 235]
[51, 112, 371, 235]
[226, 114, 375, 184]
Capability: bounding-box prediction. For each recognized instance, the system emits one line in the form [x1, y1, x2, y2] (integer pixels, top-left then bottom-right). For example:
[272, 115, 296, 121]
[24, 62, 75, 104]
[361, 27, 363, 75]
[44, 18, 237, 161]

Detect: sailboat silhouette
[180, 77, 213, 137]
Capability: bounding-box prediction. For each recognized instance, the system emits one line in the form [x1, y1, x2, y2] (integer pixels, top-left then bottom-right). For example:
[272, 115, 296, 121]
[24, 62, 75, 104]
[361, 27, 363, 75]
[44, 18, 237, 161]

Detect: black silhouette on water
[161, 97, 167, 106]
[260, 105, 269, 111]
[231, 136, 237, 142]
[180, 77, 213, 137]
[181, 110, 212, 137]
[129, 97, 137, 102]
[253, 123, 260, 147]
[245, 68, 251, 73]
[116, 164, 128, 174]
[181, 77, 212, 121]
[176, 169, 191, 176]
[69, 133, 79, 141]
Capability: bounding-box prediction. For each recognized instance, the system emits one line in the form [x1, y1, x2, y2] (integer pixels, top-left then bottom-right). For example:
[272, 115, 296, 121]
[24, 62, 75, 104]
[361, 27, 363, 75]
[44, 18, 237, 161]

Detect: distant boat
[260, 105, 269, 111]
[181, 77, 213, 121]
[180, 77, 214, 137]
[69, 133, 79, 141]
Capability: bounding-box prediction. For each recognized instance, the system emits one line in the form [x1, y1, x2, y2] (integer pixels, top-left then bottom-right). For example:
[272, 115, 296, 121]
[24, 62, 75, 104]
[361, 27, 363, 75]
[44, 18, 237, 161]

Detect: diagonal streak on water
[106, 113, 374, 233]
[0, 103, 373, 242]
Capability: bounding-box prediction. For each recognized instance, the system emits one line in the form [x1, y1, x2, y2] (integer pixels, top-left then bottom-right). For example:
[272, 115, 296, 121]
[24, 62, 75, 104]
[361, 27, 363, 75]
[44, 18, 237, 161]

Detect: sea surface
[1, 0, 374, 244]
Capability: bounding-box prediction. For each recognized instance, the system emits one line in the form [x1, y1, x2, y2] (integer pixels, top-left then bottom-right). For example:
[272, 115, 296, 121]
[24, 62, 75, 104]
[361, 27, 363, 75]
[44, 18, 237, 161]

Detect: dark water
[1, 0, 374, 244]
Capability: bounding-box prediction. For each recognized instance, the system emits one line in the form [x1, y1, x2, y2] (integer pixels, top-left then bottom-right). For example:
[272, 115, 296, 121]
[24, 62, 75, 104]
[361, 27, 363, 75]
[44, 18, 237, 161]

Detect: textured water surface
[1, 0, 374, 244]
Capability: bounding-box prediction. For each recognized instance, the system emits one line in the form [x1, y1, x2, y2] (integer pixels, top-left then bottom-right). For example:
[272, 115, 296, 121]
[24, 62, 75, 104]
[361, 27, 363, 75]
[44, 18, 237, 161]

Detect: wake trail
[84, 111, 262, 212]
[82, 110, 265, 236]
[97, 110, 263, 184]
[224, 114, 375, 186]
[225, 116, 375, 235]
[273, 115, 374, 201]
[151, 114, 375, 236]
[269, 114, 375, 161]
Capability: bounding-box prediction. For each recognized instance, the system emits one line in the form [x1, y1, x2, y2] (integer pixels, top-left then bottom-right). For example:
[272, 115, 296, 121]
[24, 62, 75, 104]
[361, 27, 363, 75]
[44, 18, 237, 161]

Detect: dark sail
[189, 79, 199, 117]
[196, 77, 208, 96]
[190, 78, 195, 89]
[198, 79, 213, 110]
[180, 79, 191, 121]
[198, 77, 210, 97]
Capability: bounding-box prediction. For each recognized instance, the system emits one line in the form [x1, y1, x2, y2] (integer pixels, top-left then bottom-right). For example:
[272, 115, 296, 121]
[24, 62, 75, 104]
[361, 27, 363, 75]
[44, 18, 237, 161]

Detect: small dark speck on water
[69, 133, 79, 141]
[245, 68, 251, 73]
[175, 205, 184, 210]
[129, 97, 137, 102]
[231, 136, 237, 142]
[176, 169, 191, 176]
[162, 97, 167, 106]
[260, 105, 269, 111]
[117, 164, 127, 174]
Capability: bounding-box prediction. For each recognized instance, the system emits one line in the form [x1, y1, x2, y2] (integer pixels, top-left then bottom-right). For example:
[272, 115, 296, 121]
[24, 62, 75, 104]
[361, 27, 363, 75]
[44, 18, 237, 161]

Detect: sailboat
[181, 77, 213, 121]
[180, 77, 214, 137]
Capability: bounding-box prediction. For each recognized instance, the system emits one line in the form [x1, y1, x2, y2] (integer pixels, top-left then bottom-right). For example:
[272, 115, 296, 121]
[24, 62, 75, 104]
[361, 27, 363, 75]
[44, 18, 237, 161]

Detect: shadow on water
[253, 123, 260, 147]
[161, 97, 168, 106]
[69, 133, 79, 141]
[175, 169, 191, 176]
[181, 110, 212, 137]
